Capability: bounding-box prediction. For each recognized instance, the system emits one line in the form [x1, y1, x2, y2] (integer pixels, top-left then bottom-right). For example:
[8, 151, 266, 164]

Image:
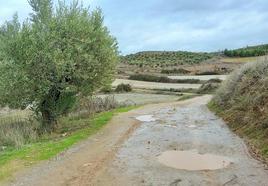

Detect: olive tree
[0, 0, 118, 132]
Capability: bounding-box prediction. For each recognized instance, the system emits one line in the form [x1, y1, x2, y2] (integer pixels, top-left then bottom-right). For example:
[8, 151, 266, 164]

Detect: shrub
[161, 68, 191, 74]
[195, 71, 220, 75]
[197, 82, 220, 94]
[115, 84, 132, 93]
[100, 85, 113, 94]
[211, 60, 268, 161]
[129, 74, 201, 84]
[207, 78, 222, 83]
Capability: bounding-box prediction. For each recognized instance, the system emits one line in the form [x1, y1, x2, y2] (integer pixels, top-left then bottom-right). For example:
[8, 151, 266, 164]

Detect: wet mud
[91, 95, 268, 186]
[157, 150, 231, 171]
[6, 96, 268, 186]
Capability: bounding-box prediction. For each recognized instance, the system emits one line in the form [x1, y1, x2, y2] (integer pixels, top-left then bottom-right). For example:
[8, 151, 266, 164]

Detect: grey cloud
[1, 0, 268, 54]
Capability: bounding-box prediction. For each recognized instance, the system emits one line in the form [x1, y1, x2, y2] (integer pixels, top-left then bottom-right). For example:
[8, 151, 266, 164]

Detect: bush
[195, 71, 220, 75]
[100, 85, 113, 94]
[211, 60, 268, 161]
[207, 78, 222, 83]
[161, 68, 190, 74]
[115, 84, 132, 93]
[129, 74, 201, 84]
[197, 82, 220, 94]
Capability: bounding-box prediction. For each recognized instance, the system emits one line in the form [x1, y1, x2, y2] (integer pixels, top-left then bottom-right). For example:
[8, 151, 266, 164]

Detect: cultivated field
[220, 55, 268, 63]
[98, 93, 180, 105]
[168, 75, 227, 81]
[112, 79, 202, 90]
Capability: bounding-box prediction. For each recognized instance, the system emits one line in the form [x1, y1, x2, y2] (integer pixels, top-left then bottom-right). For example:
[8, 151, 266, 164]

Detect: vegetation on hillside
[120, 51, 214, 67]
[224, 44, 268, 57]
[209, 60, 268, 161]
[129, 74, 202, 84]
[0, 0, 118, 132]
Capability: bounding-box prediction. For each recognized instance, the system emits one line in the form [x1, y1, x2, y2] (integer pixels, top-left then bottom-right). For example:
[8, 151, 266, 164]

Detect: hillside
[224, 44, 268, 57]
[120, 51, 214, 67]
[210, 60, 268, 162]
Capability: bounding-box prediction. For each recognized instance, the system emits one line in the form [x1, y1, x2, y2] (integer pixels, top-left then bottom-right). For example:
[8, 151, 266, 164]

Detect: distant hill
[224, 44, 268, 57]
[120, 51, 214, 67]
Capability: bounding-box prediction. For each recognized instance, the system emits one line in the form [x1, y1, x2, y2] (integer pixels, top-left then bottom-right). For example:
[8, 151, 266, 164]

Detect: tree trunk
[40, 86, 61, 133]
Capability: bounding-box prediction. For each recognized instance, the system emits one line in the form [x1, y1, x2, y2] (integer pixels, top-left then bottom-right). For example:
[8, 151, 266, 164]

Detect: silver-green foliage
[0, 0, 118, 131]
[213, 60, 268, 106]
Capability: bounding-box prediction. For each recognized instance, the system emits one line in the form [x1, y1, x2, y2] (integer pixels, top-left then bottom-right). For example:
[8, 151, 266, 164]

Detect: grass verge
[0, 106, 137, 182]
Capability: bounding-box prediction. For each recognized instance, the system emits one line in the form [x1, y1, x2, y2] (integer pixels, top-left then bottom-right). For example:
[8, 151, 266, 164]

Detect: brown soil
[5, 96, 268, 186]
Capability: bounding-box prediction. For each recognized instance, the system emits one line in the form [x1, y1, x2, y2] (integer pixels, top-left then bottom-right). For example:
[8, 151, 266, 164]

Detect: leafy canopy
[0, 0, 118, 130]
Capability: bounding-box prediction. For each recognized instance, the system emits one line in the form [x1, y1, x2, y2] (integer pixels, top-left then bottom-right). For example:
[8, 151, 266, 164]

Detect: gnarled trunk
[40, 86, 61, 133]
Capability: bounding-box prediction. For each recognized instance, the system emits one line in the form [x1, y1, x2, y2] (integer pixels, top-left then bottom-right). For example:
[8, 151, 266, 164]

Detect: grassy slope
[120, 51, 214, 66]
[209, 61, 268, 162]
[0, 106, 136, 182]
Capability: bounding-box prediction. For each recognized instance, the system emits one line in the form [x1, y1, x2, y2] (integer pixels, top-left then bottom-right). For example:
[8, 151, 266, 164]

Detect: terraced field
[98, 93, 180, 105]
[168, 75, 227, 81]
[220, 56, 268, 63]
[112, 79, 202, 90]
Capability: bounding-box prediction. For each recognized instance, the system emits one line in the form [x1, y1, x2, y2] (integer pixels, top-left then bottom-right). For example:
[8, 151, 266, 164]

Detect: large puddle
[157, 150, 231, 171]
[135, 115, 156, 122]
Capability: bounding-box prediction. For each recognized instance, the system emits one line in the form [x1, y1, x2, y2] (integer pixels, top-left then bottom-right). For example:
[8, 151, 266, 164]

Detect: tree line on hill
[224, 44, 268, 57]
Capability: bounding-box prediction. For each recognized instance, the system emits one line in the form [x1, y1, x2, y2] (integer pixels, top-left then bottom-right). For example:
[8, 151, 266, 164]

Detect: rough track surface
[6, 96, 268, 186]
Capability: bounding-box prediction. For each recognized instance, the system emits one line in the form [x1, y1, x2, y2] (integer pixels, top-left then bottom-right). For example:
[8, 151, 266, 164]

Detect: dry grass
[0, 110, 38, 148]
[220, 56, 268, 63]
[0, 96, 130, 149]
[210, 60, 268, 161]
[0, 116, 39, 149]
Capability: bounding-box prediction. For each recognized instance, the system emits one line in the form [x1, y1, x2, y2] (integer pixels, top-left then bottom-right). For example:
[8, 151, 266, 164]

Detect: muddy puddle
[158, 150, 231, 171]
[135, 115, 156, 122]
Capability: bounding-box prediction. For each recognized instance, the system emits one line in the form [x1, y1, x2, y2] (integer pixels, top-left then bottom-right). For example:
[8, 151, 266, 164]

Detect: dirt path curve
[6, 95, 268, 186]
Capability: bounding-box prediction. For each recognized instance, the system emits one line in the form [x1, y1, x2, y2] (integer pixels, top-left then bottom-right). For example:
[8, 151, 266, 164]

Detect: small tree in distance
[0, 0, 118, 132]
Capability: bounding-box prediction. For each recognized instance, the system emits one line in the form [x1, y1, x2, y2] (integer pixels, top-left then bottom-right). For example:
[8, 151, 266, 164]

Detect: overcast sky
[1, 0, 268, 54]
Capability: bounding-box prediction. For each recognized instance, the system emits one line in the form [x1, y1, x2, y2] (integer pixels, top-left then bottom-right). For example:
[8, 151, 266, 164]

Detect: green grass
[0, 106, 137, 182]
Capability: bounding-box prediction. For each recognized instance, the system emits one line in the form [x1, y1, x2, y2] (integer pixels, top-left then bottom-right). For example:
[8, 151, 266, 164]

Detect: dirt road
[6, 96, 268, 186]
